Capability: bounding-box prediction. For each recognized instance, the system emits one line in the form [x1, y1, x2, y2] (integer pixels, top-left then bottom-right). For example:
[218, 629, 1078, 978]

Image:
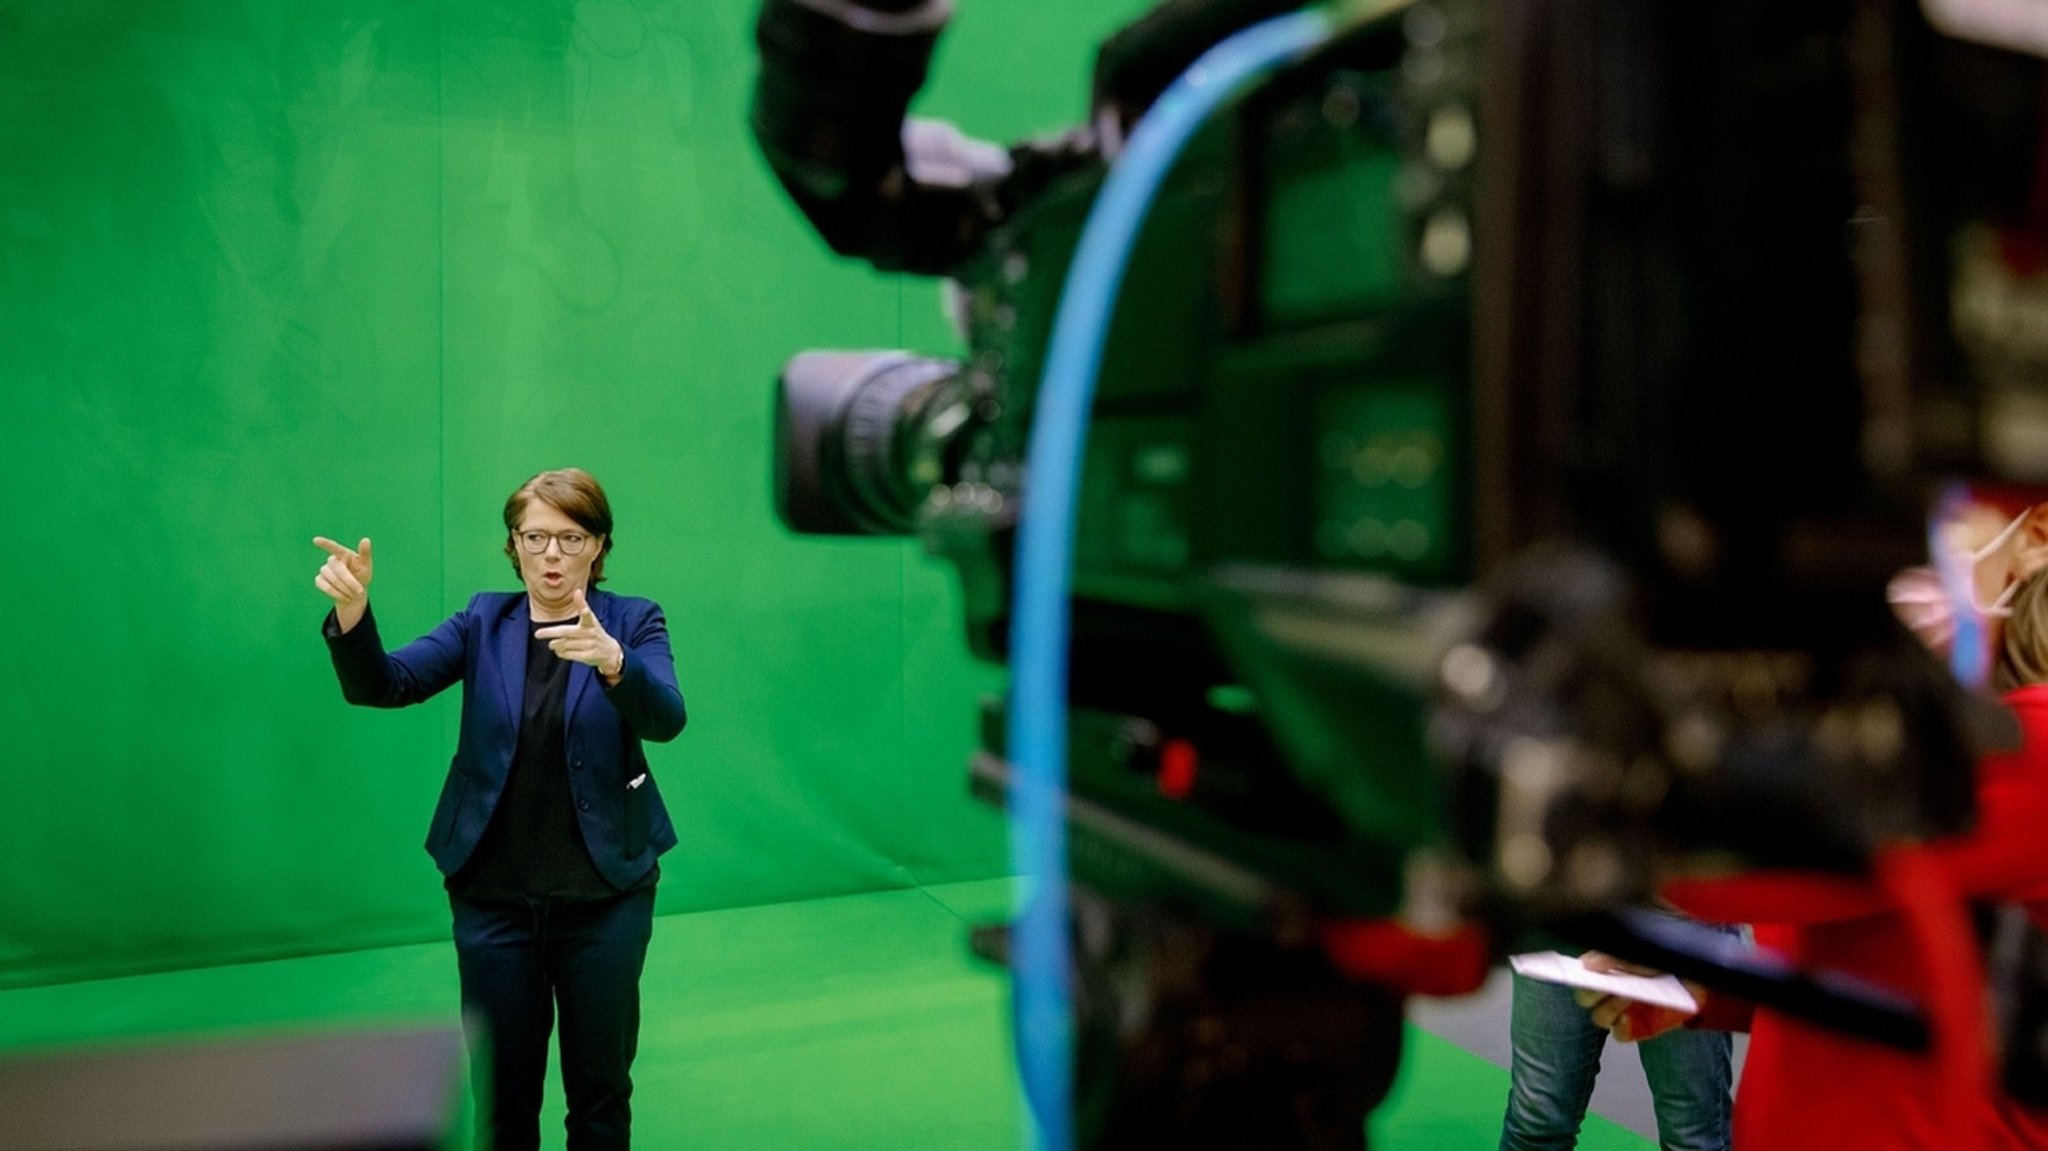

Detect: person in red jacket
[1577, 561, 2048, 1150]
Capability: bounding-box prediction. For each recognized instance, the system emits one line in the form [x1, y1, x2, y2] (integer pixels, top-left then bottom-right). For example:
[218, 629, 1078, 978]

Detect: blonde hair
[1994, 567, 2048, 691]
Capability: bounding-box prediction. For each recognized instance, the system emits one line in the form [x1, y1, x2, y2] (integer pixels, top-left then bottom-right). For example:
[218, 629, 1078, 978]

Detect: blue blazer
[324, 588, 687, 890]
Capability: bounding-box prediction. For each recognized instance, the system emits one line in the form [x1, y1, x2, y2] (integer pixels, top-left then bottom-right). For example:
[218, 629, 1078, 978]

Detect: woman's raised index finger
[314, 536, 355, 559]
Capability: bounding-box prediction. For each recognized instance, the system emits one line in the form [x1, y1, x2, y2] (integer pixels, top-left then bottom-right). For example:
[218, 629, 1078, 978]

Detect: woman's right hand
[314, 536, 374, 633]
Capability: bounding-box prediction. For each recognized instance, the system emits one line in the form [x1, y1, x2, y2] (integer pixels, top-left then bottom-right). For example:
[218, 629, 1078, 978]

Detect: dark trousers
[449, 887, 655, 1151]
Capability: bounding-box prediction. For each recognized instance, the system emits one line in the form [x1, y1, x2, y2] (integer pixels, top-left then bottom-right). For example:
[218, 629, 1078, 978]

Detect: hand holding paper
[1509, 950, 1699, 1013]
[1511, 949, 1707, 1043]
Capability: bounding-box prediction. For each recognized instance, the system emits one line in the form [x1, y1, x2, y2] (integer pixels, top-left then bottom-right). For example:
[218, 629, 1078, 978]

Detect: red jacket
[1665, 683, 2048, 1150]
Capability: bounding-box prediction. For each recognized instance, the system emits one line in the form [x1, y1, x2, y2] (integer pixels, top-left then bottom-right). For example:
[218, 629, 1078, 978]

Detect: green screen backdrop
[0, 0, 1154, 990]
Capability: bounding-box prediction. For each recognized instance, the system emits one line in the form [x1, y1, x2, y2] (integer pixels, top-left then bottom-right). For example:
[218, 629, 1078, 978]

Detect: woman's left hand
[536, 587, 626, 679]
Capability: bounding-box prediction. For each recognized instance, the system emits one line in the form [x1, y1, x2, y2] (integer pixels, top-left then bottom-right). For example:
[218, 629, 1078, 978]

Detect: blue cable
[1005, 9, 1335, 1149]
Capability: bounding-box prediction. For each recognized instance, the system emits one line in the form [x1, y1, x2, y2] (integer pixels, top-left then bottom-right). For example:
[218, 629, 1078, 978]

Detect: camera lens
[774, 351, 968, 536]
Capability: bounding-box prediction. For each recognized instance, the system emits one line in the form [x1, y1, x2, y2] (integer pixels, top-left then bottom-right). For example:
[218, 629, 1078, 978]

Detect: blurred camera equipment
[754, 0, 2048, 1146]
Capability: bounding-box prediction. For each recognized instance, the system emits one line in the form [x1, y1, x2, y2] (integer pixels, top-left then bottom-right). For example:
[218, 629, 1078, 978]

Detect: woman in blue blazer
[315, 467, 687, 1151]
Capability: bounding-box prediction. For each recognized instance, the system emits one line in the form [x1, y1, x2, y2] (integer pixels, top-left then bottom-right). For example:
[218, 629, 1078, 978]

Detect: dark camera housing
[756, 0, 2045, 904]
[755, 0, 2048, 1140]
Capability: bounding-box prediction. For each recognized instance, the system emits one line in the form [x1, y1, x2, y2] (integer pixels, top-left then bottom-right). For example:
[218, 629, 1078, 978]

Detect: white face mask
[1969, 512, 2028, 617]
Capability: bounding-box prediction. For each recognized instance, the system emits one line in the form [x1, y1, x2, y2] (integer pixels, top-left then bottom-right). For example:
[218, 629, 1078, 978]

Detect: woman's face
[512, 499, 602, 617]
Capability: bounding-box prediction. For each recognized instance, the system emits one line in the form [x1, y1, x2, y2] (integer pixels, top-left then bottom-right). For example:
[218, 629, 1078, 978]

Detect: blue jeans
[1499, 966, 1732, 1151]
[450, 887, 655, 1151]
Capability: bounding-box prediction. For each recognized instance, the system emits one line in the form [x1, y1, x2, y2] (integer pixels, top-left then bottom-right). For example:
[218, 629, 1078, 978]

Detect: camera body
[763, 0, 2025, 916]
[757, 0, 2048, 1142]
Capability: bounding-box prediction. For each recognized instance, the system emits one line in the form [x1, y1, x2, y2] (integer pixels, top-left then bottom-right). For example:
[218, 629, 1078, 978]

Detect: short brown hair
[1995, 567, 2048, 691]
[503, 468, 615, 585]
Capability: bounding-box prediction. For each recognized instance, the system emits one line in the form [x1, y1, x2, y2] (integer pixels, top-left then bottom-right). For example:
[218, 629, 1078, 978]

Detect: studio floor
[0, 879, 1652, 1149]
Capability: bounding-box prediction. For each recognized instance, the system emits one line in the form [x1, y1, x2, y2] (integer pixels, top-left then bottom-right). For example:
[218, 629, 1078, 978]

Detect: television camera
[753, 0, 2048, 1144]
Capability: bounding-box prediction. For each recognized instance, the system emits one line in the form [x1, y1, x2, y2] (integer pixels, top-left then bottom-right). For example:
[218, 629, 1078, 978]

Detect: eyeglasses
[517, 530, 593, 556]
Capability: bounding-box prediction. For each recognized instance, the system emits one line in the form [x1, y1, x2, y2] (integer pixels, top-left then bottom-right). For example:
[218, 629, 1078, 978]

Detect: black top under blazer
[324, 588, 688, 890]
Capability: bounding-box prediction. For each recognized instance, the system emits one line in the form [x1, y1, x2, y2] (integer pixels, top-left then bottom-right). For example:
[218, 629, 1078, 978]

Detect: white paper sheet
[1508, 950, 1700, 1013]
